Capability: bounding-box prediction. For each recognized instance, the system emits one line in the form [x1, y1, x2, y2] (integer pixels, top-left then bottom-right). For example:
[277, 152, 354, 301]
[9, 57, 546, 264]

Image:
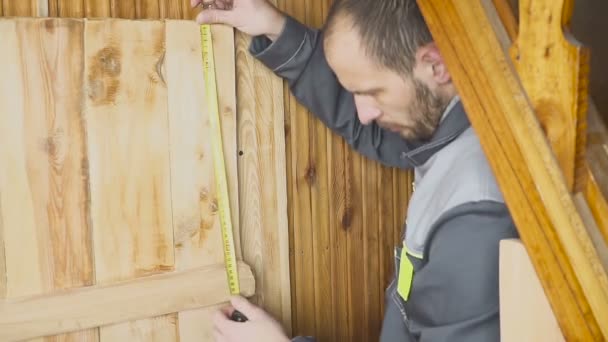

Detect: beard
[400, 79, 450, 141]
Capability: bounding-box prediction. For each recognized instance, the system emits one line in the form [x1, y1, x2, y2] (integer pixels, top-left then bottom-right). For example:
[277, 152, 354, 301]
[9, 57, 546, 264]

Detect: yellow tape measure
[200, 24, 247, 322]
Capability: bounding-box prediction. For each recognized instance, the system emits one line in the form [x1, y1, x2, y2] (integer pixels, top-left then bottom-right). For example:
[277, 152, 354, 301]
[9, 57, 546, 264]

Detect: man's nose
[355, 96, 381, 125]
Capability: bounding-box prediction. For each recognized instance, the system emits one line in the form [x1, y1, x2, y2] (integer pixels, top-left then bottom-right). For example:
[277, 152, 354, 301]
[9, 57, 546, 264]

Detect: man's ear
[415, 42, 451, 85]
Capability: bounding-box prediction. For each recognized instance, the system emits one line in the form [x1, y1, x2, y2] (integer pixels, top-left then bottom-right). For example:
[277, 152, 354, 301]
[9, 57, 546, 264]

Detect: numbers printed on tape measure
[200, 24, 241, 296]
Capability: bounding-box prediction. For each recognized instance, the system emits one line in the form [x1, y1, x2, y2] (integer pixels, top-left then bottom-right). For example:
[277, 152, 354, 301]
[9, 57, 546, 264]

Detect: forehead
[324, 27, 383, 87]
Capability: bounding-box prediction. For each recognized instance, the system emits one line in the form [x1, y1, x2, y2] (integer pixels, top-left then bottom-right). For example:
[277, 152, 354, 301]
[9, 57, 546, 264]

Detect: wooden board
[235, 30, 292, 332]
[84, 18, 177, 341]
[499, 239, 564, 342]
[0, 262, 255, 342]
[0, 17, 97, 342]
[416, 0, 608, 339]
[164, 20, 241, 342]
[511, 0, 590, 192]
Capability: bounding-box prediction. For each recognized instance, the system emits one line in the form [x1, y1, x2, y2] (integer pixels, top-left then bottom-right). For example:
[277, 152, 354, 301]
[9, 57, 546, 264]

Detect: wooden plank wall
[274, 1, 412, 341]
[0, 0, 412, 341]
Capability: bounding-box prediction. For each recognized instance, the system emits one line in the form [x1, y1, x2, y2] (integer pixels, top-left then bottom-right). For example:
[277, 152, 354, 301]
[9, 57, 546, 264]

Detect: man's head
[323, 0, 457, 141]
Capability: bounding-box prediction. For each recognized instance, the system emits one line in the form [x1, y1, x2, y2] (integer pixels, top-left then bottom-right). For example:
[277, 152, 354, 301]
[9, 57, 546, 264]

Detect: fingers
[212, 308, 241, 338]
[229, 295, 261, 319]
[195, 8, 235, 25]
[191, 0, 202, 7]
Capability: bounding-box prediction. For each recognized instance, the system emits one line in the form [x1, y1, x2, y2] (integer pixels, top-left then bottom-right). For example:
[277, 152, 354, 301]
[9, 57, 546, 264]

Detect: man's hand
[191, 0, 287, 41]
[212, 296, 290, 342]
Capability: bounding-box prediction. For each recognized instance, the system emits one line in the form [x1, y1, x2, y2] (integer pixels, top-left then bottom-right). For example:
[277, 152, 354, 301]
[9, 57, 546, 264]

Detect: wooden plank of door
[416, 0, 608, 340]
[165, 19, 233, 341]
[0, 17, 97, 342]
[84, 18, 177, 341]
[235, 30, 292, 332]
[0, 262, 254, 342]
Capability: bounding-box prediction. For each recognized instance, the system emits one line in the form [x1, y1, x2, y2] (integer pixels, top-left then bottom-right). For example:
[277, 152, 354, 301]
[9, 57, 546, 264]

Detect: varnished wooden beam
[510, 0, 589, 192]
[416, 0, 608, 340]
[0, 262, 255, 341]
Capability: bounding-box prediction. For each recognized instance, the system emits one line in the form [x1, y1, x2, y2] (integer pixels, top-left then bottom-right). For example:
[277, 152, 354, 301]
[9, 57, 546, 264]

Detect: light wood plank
[499, 239, 564, 342]
[0, 17, 97, 342]
[510, 0, 590, 192]
[0, 262, 255, 342]
[416, 0, 608, 339]
[235, 29, 292, 333]
[213, 24, 241, 261]
[164, 19, 226, 342]
[84, 18, 176, 341]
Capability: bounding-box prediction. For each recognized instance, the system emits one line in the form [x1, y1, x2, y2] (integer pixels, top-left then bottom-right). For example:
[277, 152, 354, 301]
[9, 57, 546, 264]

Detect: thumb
[230, 295, 261, 319]
[196, 9, 235, 26]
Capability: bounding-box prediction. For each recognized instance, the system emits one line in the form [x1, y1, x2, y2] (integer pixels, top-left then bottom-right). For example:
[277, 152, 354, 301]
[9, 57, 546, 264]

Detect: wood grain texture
[499, 239, 565, 342]
[416, 0, 607, 339]
[0, 17, 97, 342]
[0, 262, 255, 342]
[235, 27, 292, 333]
[1, 0, 39, 16]
[110, 0, 135, 18]
[274, 0, 412, 339]
[84, 19, 176, 341]
[164, 19, 239, 341]
[50, 0, 84, 17]
[135, 0, 160, 18]
[510, 0, 590, 192]
[84, 0, 110, 17]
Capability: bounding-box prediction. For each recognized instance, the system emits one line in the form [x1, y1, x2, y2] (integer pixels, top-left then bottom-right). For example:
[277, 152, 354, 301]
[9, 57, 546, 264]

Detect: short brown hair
[324, 0, 434, 75]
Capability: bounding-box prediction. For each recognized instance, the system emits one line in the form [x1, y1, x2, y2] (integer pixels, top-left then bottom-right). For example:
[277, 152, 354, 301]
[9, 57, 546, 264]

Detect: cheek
[376, 91, 413, 115]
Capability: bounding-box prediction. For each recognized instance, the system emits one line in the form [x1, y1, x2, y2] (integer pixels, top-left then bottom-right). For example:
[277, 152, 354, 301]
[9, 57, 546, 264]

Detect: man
[192, 0, 519, 341]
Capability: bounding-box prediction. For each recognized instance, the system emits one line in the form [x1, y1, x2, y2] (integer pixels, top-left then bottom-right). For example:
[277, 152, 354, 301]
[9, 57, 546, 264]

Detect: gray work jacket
[248, 15, 519, 342]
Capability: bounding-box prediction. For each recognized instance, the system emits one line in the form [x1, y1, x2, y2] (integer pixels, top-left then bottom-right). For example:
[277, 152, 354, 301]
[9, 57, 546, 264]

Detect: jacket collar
[400, 96, 471, 167]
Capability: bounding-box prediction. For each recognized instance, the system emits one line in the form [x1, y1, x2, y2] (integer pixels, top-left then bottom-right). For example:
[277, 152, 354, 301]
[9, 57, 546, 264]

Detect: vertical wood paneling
[84, 0, 110, 17]
[307, 0, 332, 340]
[50, 0, 84, 17]
[135, 0, 159, 18]
[110, 0, 135, 18]
[275, 0, 413, 340]
[2, 0, 35, 16]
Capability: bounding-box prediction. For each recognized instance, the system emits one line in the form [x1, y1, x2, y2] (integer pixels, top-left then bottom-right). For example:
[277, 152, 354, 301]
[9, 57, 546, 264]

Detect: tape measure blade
[200, 24, 241, 296]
